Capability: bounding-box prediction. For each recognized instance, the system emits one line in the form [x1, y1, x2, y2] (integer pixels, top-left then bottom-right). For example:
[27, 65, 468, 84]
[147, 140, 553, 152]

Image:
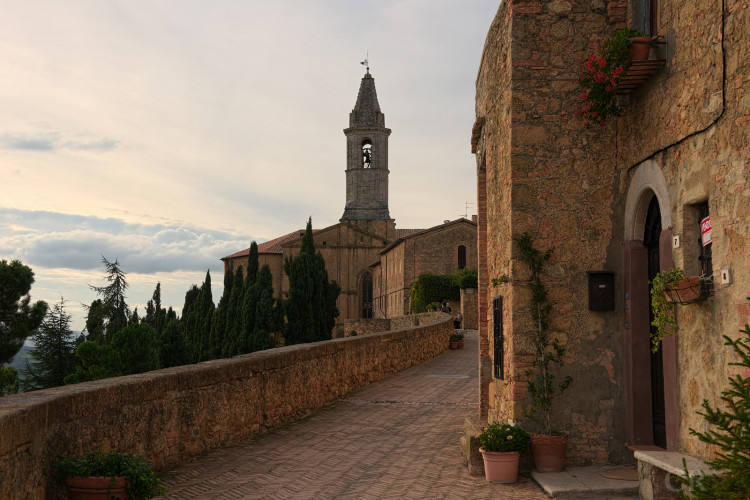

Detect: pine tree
[21, 298, 77, 391]
[682, 300, 750, 498]
[284, 218, 340, 345]
[0, 259, 47, 364]
[87, 256, 129, 343]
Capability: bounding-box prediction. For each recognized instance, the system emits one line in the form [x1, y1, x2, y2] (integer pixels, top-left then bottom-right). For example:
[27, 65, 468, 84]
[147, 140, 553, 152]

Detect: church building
[222, 69, 476, 334]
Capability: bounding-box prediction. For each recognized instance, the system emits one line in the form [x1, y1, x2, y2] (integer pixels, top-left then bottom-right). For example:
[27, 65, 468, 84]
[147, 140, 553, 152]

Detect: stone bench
[634, 450, 720, 500]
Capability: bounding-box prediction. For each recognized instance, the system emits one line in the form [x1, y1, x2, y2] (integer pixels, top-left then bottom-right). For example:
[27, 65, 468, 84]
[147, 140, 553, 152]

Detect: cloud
[0, 125, 118, 152]
[0, 209, 255, 274]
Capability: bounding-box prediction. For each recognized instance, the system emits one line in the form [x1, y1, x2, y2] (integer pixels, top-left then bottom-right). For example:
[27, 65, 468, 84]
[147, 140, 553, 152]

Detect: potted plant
[576, 27, 644, 127]
[650, 267, 713, 351]
[478, 423, 531, 483]
[53, 448, 165, 500]
[513, 234, 572, 472]
[449, 332, 464, 349]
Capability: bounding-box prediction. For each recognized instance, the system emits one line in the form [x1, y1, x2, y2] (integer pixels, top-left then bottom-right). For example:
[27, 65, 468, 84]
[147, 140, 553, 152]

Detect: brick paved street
[157, 330, 547, 499]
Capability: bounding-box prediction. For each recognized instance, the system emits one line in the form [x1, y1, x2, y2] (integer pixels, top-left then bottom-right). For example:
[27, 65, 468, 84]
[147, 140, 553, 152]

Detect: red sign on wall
[701, 216, 712, 246]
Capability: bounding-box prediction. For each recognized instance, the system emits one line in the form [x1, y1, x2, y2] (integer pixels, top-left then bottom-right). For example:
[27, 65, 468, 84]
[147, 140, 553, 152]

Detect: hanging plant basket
[664, 276, 713, 305]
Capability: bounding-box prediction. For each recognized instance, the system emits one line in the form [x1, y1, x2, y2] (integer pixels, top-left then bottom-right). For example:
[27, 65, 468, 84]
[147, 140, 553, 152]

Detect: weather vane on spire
[360, 51, 369, 73]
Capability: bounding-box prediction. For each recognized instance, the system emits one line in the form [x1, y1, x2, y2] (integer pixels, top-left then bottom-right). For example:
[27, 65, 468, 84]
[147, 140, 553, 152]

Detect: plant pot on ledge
[664, 275, 713, 304]
[530, 432, 569, 472]
[629, 36, 652, 61]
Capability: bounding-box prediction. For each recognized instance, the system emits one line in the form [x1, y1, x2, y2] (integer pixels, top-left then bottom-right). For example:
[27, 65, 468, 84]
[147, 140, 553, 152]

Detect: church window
[362, 139, 372, 168]
[458, 245, 467, 270]
[361, 272, 373, 318]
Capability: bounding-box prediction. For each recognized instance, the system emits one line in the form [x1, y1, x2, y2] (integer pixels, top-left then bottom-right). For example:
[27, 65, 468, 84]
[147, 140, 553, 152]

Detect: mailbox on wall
[587, 271, 615, 311]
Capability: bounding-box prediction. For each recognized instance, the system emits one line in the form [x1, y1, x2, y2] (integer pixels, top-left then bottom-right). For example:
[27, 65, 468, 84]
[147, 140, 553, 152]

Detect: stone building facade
[223, 70, 477, 333]
[474, 0, 749, 466]
[371, 218, 477, 318]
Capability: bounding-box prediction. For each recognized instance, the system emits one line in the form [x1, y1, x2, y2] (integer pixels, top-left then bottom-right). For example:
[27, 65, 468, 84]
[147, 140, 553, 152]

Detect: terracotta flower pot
[530, 433, 568, 472]
[64, 475, 128, 499]
[457, 340, 465, 349]
[479, 448, 520, 483]
[629, 36, 652, 61]
[664, 276, 702, 303]
[449, 341, 459, 349]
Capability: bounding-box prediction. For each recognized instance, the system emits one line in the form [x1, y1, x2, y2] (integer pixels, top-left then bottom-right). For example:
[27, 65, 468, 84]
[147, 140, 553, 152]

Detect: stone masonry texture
[0, 314, 452, 500]
[475, 0, 750, 466]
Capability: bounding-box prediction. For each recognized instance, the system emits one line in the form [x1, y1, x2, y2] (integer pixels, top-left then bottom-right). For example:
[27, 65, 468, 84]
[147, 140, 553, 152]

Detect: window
[697, 203, 712, 277]
[633, 0, 659, 36]
[458, 245, 466, 270]
[493, 296, 504, 379]
[361, 272, 373, 318]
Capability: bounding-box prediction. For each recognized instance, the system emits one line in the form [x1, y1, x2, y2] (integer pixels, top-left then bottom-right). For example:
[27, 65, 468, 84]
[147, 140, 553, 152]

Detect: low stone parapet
[0, 314, 453, 499]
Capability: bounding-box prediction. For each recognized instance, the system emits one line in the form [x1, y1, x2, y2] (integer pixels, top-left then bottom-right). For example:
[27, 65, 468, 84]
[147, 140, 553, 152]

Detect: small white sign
[701, 216, 712, 246]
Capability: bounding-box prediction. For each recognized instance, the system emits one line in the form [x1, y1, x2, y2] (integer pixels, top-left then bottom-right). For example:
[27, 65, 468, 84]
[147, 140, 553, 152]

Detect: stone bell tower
[341, 69, 392, 221]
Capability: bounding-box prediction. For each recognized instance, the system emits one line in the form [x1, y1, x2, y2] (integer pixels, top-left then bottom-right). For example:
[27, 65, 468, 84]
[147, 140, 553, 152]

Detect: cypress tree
[158, 319, 188, 368]
[251, 265, 281, 351]
[110, 323, 159, 375]
[182, 272, 214, 363]
[284, 218, 340, 345]
[238, 242, 260, 354]
[221, 266, 245, 357]
[210, 268, 235, 359]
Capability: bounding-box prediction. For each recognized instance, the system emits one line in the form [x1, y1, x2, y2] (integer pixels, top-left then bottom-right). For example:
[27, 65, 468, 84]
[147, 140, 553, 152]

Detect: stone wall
[460, 288, 478, 330]
[0, 315, 453, 500]
[476, 0, 750, 466]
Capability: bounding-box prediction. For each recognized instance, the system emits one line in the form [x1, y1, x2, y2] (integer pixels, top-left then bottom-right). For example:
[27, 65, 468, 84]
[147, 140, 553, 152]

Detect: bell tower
[341, 69, 392, 221]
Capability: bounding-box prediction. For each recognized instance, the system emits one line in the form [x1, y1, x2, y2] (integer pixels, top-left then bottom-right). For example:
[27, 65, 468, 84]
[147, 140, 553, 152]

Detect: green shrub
[478, 423, 531, 453]
[54, 448, 165, 499]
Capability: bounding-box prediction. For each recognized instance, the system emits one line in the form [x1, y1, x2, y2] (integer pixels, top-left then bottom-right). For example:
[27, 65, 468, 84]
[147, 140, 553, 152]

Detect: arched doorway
[623, 161, 679, 451]
[643, 196, 666, 448]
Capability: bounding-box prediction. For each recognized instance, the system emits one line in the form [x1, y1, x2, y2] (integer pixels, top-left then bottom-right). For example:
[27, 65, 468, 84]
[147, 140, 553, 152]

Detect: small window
[698, 203, 712, 277]
[457, 245, 467, 270]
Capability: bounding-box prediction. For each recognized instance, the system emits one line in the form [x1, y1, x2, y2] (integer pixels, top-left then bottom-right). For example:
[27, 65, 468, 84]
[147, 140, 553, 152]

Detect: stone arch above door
[624, 159, 672, 239]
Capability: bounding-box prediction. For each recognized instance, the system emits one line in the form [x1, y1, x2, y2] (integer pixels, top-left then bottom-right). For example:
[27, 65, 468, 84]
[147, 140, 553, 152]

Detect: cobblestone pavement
[157, 330, 547, 499]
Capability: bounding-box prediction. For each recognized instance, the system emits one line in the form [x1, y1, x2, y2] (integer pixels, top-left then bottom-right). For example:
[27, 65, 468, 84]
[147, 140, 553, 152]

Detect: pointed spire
[349, 72, 385, 128]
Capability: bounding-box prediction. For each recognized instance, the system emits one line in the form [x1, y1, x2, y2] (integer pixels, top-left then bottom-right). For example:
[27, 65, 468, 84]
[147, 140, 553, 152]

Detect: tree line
[0, 218, 339, 396]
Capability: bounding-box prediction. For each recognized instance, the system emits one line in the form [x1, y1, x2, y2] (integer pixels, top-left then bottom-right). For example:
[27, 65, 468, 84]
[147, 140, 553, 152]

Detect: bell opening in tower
[362, 139, 372, 168]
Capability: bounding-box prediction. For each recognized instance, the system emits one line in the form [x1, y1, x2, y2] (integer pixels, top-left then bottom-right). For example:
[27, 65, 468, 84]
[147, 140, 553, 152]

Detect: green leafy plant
[676, 301, 750, 498]
[449, 332, 464, 342]
[650, 267, 685, 352]
[478, 423, 531, 453]
[513, 233, 572, 436]
[54, 448, 165, 499]
[577, 27, 640, 127]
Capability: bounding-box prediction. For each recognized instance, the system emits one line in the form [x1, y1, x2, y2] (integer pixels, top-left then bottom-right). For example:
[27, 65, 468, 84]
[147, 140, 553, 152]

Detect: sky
[0, 0, 499, 332]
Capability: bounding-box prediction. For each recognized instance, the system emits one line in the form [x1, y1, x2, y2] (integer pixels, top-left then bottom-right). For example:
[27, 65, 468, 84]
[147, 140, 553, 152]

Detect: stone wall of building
[460, 288, 478, 330]
[476, 0, 749, 465]
[615, 0, 750, 458]
[0, 316, 453, 500]
[477, 0, 627, 465]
